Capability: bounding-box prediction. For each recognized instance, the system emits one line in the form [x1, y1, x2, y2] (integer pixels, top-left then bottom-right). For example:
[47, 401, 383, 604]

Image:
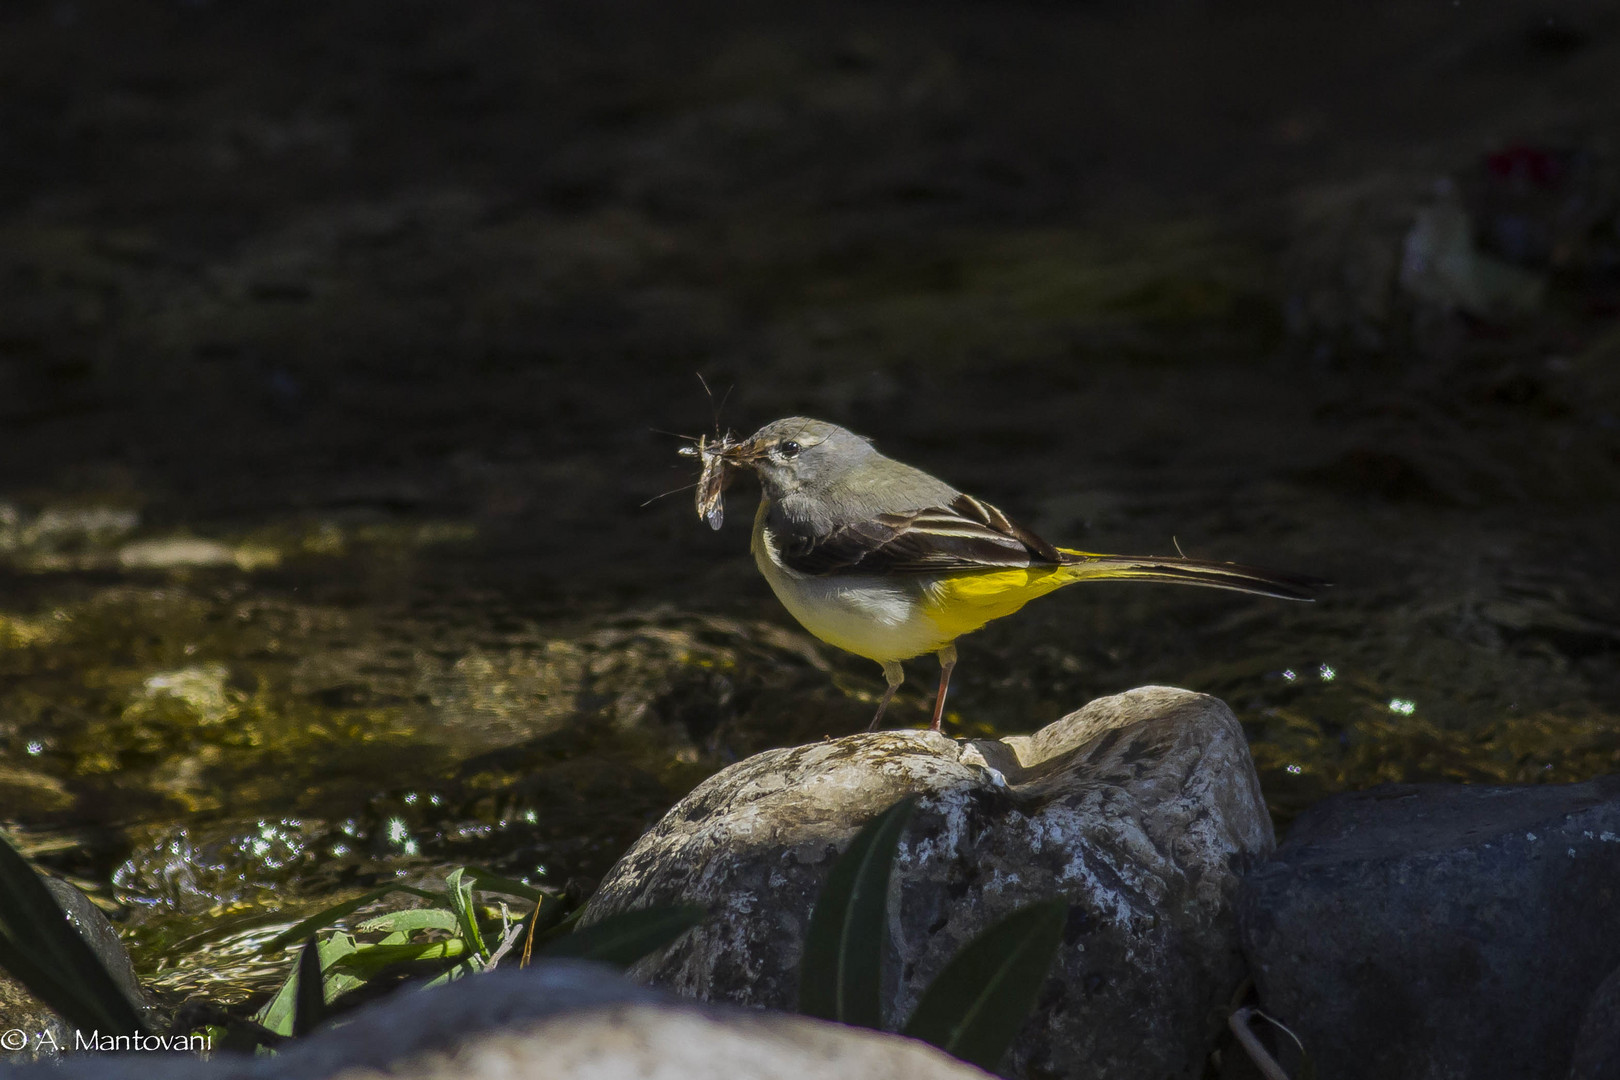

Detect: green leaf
[292, 937, 325, 1036]
[328, 938, 470, 977]
[445, 869, 489, 961]
[459, 868, 547, 903]
[356, 909, 459, 935]
[797, 796, 917, 1028]
[261, 885, 438, 954]
[421, 957, 481, 988]
[254, 933, 357, 1037]
[902, 899, 1067, 1073]
[539, 905, 705, 967]
[0, 829, 150, 1035]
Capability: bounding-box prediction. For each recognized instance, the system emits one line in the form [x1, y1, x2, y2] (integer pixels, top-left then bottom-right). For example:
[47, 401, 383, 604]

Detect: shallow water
[1, 0, 1618, 1013]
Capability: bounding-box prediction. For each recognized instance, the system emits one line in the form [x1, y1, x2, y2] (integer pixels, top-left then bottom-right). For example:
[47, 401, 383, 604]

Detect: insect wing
[693, 436, 727, 530]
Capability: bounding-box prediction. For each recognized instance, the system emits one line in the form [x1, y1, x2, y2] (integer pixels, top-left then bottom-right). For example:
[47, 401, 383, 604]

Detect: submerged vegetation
[3, 797, 1061, 1074]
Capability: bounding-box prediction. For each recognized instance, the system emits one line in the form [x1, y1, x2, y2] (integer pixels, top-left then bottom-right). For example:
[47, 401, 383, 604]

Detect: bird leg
[868, 661, 906, 731]
[930, 644, 957, 732]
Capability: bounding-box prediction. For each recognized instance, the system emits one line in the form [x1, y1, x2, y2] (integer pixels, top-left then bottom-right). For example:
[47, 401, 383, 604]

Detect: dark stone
[1569, 964, 1620, 1080]
[1239, 778, 1620, 1080]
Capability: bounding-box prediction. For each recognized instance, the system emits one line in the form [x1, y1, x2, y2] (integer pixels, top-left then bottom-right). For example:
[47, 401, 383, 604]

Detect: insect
[678, 432, 737, 530]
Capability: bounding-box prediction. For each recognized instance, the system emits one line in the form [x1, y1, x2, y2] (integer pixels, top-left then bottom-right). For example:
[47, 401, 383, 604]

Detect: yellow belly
[750, 502, 1078, 662]
[919, 565, 1073, 640]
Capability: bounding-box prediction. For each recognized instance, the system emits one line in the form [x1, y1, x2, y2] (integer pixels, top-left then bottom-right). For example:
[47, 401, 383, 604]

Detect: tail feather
[1056, 549, 1327, 601]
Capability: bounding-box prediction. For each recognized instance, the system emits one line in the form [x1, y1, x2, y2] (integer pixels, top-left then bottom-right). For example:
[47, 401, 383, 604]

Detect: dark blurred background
[2, 0, 1618, 1003]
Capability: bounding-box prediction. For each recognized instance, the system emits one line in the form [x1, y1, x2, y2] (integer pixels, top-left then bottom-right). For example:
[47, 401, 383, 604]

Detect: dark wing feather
[777, 493, 1062, 576]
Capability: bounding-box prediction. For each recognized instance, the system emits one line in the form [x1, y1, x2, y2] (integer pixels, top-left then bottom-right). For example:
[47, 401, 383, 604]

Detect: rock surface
[1569, 963, 1620, 1080]
[584, 685, 1275, 1080]
[1239, 777, 1620, 1080]
[0, 962, 986, 1080]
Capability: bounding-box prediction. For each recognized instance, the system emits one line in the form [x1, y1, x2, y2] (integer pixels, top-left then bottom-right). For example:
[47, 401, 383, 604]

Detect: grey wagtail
[692, 416, 1325, 733]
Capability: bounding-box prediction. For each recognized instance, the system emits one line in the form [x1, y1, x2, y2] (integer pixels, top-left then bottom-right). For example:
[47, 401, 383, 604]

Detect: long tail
[1056, 549, 1327, 601]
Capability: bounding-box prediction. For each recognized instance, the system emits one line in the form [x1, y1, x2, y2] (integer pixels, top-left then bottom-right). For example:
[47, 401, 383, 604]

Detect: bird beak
[718, 438, 767, 466]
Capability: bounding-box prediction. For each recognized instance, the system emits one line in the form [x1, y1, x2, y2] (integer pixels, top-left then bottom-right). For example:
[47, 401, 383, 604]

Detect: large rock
[0, 962, 986, 1080]
[584, 685, 1275, 1080]
[1239, 778, 1620, 1080]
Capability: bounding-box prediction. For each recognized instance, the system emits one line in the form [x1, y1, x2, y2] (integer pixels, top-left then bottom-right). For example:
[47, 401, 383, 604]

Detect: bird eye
[778, 440, 802, 458]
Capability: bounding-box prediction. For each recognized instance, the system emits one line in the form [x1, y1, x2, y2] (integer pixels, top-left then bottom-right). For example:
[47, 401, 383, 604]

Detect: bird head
[721, 417, 874, 501]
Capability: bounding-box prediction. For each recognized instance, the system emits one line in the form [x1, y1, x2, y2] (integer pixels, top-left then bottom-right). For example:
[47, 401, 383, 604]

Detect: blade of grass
[355, 909, 459, 935]
[261, 885, 438, 954]
[291, 937, 326, 1037]
[539, 905, 705, 967]
[519, 893, 576, 967]
[902, 899, 1067, 1073]
[445, 869, 489, 961]
[460, 869, 546, 903]
[329, 939, 469, 977]
[421, 957, 481, 988]
[0, 937, 128, 1034]
[519, 896, 544, 969]
[254, 933, 358, 1036]
[797, 796, 917, 1028]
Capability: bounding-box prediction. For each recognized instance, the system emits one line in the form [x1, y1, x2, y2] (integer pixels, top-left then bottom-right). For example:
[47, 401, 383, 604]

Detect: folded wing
[775, 494, 1328, 601]
[776, 494, 1061, 575]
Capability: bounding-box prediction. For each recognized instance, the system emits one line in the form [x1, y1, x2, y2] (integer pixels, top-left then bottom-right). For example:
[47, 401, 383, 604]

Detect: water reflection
[1241, 654, 1620, 823]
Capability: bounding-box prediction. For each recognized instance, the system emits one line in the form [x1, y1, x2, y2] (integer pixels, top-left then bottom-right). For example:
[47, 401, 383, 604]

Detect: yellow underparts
[920, 550, 1100, 641]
